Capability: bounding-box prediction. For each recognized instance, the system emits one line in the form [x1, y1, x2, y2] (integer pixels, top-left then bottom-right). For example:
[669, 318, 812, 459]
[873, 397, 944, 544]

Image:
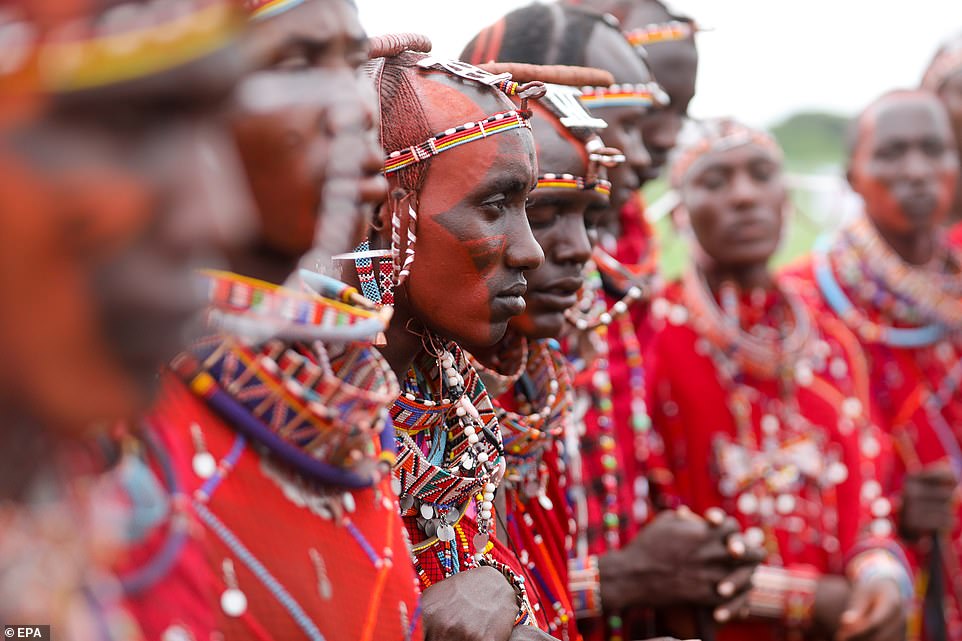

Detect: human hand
[599, 507, 764, 611]
[899, 464, 956, 541]
[811, 575, 852, 636]
[421, 566, 518, 641]
[835, 579, 905, 641]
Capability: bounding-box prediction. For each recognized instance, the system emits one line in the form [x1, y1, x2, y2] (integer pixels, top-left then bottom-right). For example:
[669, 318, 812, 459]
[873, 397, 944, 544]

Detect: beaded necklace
[814, 219, 962, 346]
[675, 273, 874, 566]
[471, 337, 577, 636]
[392, 333, 505, 572]
[623, 20, 698, 48]
[565, 246, 658, 331]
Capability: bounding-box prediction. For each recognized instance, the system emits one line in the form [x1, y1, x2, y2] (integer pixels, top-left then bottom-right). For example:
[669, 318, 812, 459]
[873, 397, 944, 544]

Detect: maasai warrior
[922, 33, 962, 243]
[785, 91, 962, 641]
[346, 37, 566, 641]
[464, 9, 758, 641]
[116, 6, 426, 641]
[646, 118, 911, 641]
[0, 0, 253, 636]
[464, 65, 619, 641]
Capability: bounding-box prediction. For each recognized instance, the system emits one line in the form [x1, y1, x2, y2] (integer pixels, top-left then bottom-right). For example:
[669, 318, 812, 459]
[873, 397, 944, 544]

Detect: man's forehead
[868, 96, 947, 141]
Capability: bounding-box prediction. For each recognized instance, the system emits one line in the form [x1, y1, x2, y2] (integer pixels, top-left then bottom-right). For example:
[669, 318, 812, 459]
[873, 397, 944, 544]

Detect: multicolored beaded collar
[537, 173, 611, 197]
[174, 335, 399, 487]
[578, 82, 669, 111]
[813, 218, 962, 347]
[392, 335, 505, 559]
[922, 44, 962, 92]
[670, 118, 782, 188]
[25, 0, 242, 94]
[681, 267, 815, 380]
[623, 20, 698, 48]
[200, 269, 391, 342]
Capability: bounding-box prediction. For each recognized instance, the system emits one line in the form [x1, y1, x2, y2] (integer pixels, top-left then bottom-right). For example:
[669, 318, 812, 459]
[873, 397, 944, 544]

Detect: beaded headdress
[921, 35, 962, 92]
[0, 0, 243, 95]
[669, 118, 783, 188]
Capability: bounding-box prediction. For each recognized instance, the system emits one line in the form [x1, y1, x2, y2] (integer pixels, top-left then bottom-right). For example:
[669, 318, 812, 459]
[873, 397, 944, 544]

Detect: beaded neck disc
[175, 335, 399, 481]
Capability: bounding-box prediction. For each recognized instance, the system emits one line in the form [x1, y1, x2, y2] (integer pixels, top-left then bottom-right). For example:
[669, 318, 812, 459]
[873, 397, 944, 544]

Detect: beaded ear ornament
[623, 20, 699, 49]
[337, 56, 547, 311]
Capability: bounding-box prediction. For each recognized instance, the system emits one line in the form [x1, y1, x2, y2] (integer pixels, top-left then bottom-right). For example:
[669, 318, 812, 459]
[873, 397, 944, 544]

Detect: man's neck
[870, 217, 937, 266]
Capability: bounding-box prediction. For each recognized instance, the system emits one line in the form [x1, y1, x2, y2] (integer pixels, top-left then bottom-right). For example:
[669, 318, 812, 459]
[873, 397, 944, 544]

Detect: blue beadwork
[193, 502, 328, 641]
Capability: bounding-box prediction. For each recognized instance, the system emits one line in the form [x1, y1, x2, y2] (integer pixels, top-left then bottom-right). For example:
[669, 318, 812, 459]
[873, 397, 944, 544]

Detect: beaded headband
[243, 0, 306, 20]
[623, 20, 698, 48]
[381, 56, 545, 174]
[536, 173, 611, 197]
[922, 44, 962, 92]
[5, 0, 243, 94]
[383, 109, 530, 174]
[670, 118, 782, 188]
[578, 82, 669, 110]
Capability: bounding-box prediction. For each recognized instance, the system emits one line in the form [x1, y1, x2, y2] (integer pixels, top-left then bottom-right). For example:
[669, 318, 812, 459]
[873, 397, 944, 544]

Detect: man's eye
[482, 195, 508, 211]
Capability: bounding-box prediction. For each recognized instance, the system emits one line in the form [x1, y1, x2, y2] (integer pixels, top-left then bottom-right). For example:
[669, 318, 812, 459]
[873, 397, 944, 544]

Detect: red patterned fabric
[786, 257, 962, 641]
[645, 280, 898, 641]
[118, 373, 423, 641]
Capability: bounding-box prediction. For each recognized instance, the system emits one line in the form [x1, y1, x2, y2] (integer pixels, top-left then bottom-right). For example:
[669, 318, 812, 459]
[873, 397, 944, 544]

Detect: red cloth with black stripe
[118, 372, 424, 641]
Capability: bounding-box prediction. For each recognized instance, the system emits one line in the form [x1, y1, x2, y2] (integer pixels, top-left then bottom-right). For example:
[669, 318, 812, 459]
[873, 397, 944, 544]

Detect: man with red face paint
[922, 34, 962, 245]
[340, 39, 565, 641]
[113, 6, 427, 641]
[786, 90, 962, 641]
[647, 118, 911, 641]
[0, 0, 254, 635]
[463, 66, 620, 641]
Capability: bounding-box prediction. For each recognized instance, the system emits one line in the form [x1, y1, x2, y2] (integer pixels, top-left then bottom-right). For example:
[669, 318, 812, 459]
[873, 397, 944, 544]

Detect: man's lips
[527, 276, 583, 311]
[492, 280, 529, 317]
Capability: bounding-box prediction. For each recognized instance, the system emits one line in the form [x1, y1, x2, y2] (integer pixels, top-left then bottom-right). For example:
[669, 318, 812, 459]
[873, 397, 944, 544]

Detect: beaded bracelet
[568, 555, 602, 619]
[746, 564, 818, 627]
[478, 557, 537, 627]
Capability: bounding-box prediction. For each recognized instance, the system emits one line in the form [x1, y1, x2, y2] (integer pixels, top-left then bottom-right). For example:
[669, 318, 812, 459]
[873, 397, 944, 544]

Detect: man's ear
[370, 187, 416, 246]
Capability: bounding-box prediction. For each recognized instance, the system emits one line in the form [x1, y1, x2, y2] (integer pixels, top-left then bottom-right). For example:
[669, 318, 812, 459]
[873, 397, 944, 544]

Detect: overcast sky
[358, 1, 962, 128]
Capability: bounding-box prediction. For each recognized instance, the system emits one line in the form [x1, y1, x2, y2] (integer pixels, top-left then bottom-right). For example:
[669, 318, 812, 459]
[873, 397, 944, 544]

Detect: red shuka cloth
[786, 256, 962, 641]
[644, 280, 898, 641]
[118, 373, 424, 641]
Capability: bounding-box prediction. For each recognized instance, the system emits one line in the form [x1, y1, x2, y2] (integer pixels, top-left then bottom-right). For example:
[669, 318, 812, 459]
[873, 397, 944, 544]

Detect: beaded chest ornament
[623, 20, 699, 49]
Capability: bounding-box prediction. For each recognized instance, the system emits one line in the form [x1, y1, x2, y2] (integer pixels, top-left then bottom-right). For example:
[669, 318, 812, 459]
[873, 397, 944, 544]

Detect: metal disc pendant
[437, 524, 456, 542]
[423, 519, 438, 538]
[221, 588, 248, 617]
[399, 495, 415, 511]
[192, 452, 217, 479]
[473, 533, 489, 551]
[420, 503, 435, 519]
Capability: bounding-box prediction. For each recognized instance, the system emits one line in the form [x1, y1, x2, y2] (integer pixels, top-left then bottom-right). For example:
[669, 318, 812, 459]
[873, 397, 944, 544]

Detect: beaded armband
[847, 549, 914, 603]
[747, 565, 818, 628]
[479, 557, 537, 627]
[568, 555, 602, 619]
